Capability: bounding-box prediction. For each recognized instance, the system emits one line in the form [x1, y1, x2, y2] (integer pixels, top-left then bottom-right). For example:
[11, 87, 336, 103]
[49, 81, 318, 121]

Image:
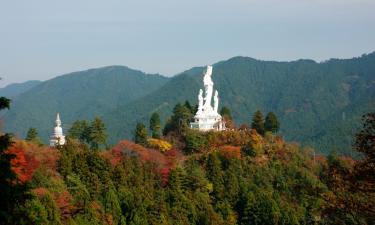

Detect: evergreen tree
[68, 120, 91, 143]
[25, 127, 43, 145]
[134, 122, 148, 145]
[220, 106, 232, 120]
[104, 187, 123, 224]
[251, 110, 265, 135]
[150, 112, 161, 138]
[172, 103, 193, 133]
[0, 96, 28, 224]
[0, 96, 16, 224]
[184, 100, 195, 114]
[163, 103, 192, 135]
[354, 112, 375, 193]
[264, 112, 280, 133]
[89, 117, 107, 150]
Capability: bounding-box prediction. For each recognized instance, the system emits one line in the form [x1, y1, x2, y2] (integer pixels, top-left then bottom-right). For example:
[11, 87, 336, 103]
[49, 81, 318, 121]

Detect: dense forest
[1, 96, 374, 225]
[3, 52, 375, 155]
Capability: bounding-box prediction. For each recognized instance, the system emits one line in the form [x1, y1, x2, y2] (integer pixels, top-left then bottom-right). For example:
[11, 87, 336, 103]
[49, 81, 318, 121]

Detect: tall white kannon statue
[50, 113, 66, 146]
[190, 66, 225, 131]
[203, 65, 214, 113]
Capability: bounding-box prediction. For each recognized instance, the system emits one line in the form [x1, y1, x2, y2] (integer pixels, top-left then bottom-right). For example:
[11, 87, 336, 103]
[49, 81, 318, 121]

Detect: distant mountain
[2, 53, 375, 154]
[0, 80, 42, 98]
[2, 66, 169, 141]
[103, 53, 375, 155]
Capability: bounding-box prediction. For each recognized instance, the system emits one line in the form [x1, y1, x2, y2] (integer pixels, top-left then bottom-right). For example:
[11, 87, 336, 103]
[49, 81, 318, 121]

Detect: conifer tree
[163, 103, 192, 135]
[68, 120, 91, 143]
[184, 100, 195, 114]
[150, 112, 161, 138]
[134, 122, 148, 145]
[89, 117, 107, 150]
[265, 112, 280, 133]
[251, 110, 265, 135]
[220, 106, 232, 120]
[354, 112, 375, 192]
[25, 127, 43, 145]
[0, 96, 28, 224]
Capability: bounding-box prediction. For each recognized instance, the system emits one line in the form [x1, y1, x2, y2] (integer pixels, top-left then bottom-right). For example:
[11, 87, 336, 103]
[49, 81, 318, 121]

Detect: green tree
[21, 197, 48, 225]
[251, 110, 265, 135]
[220, 106, 232, 120]
[134, 122, 148, 145]
[25, 127, 43, 145]
[104, 187, 123, 224]
[184, 100, 195, 114]
[89, 117, 107, 150]
[68, 120, 91, 143]
[183, 130, 208, 154]
[265, 112, 280, 133]
[0, 96, 20, 224]
[354, 112, 375, 186]
[164, 103, 193, 135]
[150, 112, 161, 138]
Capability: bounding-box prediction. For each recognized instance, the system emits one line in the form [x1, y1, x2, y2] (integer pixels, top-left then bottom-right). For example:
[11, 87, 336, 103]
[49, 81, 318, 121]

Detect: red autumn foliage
[218, 145, 241, 159]
[105, 141, 167, 168]
[101, 146, 123, 167]
[7, 146, 40, 183]
[11, 141, 60, 178]
[55, 191, 74, 217]
[32, 187, 49, 198]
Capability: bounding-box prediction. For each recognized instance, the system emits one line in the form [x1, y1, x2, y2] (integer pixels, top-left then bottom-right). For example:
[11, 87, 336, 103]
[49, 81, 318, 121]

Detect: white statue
[198, 89, 204, 114]
[190, 65, 225, 131]
[203, 65, 214, 112]
[213, 90, 219, 113]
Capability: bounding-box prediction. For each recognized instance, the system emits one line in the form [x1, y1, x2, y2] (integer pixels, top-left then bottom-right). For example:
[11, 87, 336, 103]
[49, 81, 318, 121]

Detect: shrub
[147, 138, 173, 152]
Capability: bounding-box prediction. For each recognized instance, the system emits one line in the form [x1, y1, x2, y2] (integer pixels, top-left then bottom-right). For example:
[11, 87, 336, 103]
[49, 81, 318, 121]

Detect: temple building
[49, 113, 66, 146]
[190, 66, 225, 131]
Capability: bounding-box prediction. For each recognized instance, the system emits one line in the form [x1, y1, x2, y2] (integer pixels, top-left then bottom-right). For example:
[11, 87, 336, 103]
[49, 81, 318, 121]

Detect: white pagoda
[190, 66, 225, 131]
[49, 113, 66, 146]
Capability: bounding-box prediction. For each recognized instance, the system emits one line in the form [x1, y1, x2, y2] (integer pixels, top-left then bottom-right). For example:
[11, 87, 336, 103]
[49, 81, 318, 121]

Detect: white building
[50, 113, 66, 146]
[190, 66, 225, 131]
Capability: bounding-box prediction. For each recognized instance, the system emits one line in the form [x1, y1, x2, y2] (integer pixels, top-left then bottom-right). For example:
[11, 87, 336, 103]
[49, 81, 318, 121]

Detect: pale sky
[1, 0, 374, 87]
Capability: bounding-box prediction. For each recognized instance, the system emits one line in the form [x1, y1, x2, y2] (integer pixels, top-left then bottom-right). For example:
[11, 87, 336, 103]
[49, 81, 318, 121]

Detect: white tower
[190, 66, 225, 131]
[50, 113, 66, 146]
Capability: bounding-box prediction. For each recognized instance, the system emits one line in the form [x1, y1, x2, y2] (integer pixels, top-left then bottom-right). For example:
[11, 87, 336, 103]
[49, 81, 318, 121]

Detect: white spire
[56, 113, 61, 127]
[50, 113, 66, 146]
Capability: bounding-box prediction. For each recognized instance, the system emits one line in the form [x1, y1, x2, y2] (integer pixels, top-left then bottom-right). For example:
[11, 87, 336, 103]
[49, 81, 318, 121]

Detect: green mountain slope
[0, 80, 42, 98]
[3, 66, 168, 142]
[2, 53, 374, 154]
[103, 53, 375, 154]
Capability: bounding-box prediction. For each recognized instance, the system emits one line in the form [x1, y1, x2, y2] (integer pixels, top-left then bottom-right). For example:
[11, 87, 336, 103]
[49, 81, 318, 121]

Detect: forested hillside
[1, 100, 374, 224]
[3, 66, 168, 142]
[105, 53, 375, 155]
[3, 53, 375, 154]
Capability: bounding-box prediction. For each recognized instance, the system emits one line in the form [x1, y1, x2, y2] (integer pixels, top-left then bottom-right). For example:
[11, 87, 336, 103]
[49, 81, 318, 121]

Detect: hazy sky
[1, 0, 374, 87]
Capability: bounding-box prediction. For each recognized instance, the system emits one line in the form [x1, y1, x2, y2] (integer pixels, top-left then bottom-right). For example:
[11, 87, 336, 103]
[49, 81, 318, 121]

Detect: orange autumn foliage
[7, 146, 40, 183]
[218, 145, 241, 159]
[11, 141, 60, 179]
